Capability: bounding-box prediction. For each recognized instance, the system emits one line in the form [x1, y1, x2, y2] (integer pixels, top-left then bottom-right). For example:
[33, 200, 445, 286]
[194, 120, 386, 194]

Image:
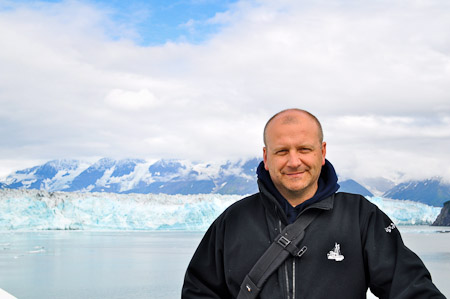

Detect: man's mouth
[284, 170, 306, 176]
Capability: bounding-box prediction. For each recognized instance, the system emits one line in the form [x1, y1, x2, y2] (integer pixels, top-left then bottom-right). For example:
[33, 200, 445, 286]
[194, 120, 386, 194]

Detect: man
[182, 109, 444, 298]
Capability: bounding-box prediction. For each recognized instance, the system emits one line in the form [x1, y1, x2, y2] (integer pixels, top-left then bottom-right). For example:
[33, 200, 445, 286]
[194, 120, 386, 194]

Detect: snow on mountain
[359, 177, 396, 196]
[0, 189, 441, 231]
[0, 158, 260, 195]
[3, 159, 91, 191]
[2, 159, 449, 208]
[106, 159, 153, 192]
[383, 178, 450, 207]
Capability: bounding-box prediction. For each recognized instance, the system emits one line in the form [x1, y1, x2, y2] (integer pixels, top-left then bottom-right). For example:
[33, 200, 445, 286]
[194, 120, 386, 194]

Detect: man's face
[263, 112, 326, 204]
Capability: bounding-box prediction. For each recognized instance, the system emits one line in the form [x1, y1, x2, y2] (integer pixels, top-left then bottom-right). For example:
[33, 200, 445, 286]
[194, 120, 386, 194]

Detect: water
[0, 231, 202, 299]
[1, 227, 449, 298]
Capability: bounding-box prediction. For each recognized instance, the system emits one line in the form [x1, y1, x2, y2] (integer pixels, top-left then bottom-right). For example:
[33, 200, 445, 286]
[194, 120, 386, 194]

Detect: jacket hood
[257, 159, 340, 223]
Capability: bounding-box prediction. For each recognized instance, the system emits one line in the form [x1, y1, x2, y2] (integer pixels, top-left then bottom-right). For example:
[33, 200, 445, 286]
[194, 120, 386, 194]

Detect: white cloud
[0, 0, 450, 182]
[105, 89, 160, 110]
[324, 115, 450, 182]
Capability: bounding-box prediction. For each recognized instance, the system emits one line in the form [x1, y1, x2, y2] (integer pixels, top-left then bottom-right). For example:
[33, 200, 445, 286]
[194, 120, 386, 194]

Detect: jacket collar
[257, 159, 339, 223]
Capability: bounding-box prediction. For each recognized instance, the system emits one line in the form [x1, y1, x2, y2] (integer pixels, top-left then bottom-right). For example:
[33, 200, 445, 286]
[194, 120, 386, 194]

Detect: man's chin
[283, 179, 308, 190]
[284, 184, 307, 194]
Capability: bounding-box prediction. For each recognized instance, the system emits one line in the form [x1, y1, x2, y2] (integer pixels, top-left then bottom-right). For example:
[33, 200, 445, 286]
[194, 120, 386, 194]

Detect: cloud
[0, 0, 449, 182]
[105, 89, 160, 110]
[323, 115, 450, 182]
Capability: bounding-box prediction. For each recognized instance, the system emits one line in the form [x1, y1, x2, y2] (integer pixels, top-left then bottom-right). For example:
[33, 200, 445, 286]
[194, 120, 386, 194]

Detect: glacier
[0, 189, 442, 231]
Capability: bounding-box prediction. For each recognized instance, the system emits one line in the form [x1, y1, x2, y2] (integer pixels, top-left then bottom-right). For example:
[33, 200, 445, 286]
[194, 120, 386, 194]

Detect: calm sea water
[1, 227, 449, 299]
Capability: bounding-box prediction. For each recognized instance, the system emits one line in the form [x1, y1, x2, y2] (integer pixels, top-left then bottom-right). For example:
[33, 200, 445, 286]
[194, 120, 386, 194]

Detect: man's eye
[299, 148, 312, 153]
[276, 150, 288, 155]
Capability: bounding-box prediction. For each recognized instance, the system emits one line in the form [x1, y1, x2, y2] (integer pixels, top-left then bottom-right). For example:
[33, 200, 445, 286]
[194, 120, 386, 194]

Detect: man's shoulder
[334, 191, 372, 204]
[224, 192, 261, 213]
[213, 192, 263, 223]
[209, 192, 270, 238]
[333, 191, 381, 217]
[331, 191, 378, 211]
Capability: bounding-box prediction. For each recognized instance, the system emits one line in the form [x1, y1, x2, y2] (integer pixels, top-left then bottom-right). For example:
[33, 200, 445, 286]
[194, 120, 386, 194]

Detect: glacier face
[0, 189, 442, 231]
[366, 197, 441, 225]
[0, 189, 240, 231]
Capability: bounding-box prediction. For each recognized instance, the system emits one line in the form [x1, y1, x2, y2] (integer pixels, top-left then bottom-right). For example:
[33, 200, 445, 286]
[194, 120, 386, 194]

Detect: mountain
[1, 158, 379, 196]
[359, 177, 396, 196]
[383, 178, 450, 207]
[432, 200, 450, 226]
[338, 179, 373, 197]
[1, 158, 260, 195]
[63, 158, 147, 192]
[3, 159, 87, 191]
[4, 159, 447, 208]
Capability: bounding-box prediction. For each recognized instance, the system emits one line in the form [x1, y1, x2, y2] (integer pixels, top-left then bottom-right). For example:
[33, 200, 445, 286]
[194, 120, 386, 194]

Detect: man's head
[263, 109, 323, 147]
[263, 109, 326, 205]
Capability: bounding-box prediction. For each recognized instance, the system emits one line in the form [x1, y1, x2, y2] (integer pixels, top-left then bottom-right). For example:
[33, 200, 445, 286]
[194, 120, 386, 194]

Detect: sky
[0, 0, 449, 183]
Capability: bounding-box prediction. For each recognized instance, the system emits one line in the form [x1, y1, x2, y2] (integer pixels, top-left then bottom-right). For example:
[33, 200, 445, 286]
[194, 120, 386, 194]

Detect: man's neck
[279, 185, 318, 208]
[284, 196, 309, 208]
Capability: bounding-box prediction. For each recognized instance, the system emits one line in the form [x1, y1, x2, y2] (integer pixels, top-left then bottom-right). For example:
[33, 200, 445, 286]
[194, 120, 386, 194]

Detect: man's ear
[263, 147, 269, 170]
[321, 142, 327, 165]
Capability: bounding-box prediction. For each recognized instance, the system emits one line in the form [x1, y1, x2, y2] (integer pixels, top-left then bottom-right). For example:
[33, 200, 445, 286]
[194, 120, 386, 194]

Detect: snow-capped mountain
[383, 178, 450, 207]
[2, 158, 448, 208]
[3, 159, 88, 191]
[1, 158, 260, 195]
[359, 177, 396, 196]
[1, 158, 376, 196]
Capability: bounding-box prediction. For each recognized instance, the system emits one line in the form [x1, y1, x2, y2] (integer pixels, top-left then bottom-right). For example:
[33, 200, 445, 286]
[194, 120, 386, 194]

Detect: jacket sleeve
[362, 203, 445, 299]
[182, 217, 231, 298]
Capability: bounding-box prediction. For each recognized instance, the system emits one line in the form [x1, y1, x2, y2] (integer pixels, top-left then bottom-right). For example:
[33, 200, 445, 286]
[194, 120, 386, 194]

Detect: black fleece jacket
[182, 160, 444, 299]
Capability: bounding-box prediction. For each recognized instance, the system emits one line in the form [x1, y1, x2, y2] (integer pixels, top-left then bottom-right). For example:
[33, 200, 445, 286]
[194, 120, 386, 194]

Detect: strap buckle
[277, 236, 291, 248]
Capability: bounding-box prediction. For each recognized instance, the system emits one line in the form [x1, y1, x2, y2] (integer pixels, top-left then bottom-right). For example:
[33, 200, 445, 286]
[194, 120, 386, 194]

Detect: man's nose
[286, 151, 301, 168]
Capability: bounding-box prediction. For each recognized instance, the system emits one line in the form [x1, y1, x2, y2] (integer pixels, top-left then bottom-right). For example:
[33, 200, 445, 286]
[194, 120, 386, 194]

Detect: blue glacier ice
[0, 189, 240, 230]
[0, 189, 442, 231]
[367, 196, 441, 225]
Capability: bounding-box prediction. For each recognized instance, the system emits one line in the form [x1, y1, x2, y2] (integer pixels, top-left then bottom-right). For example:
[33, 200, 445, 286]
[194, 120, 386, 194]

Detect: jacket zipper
[270, 196, 333, 299]
[279, 220, 294, 299]
[292, 259, 296, 299]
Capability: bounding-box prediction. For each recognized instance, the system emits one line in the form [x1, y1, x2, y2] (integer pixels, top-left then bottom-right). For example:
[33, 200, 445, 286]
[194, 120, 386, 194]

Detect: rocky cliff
[432, 201, 450, 226]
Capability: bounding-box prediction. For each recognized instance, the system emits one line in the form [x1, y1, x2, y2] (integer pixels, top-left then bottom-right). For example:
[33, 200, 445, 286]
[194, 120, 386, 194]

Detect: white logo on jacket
[385, 222, 396, 233]
[327, 243, 344, 262]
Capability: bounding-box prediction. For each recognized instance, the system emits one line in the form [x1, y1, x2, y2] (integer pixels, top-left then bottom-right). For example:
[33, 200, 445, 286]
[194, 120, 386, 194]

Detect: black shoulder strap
[237, 209, 322, 299]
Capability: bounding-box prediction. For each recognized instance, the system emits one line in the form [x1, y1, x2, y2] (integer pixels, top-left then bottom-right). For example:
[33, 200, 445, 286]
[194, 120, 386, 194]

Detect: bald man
[182, 109, 444, 299]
